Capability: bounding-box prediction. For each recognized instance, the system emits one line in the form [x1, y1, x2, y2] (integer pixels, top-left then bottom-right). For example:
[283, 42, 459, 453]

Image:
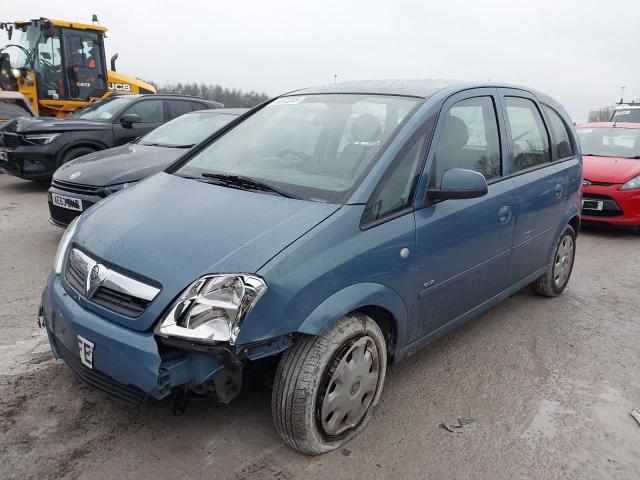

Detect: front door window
[62, 29, 106, 100]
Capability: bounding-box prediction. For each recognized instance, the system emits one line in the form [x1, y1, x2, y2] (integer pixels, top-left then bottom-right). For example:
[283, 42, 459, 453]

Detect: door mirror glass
[428, 168, 488, 200]
[120, 113, 142, 128]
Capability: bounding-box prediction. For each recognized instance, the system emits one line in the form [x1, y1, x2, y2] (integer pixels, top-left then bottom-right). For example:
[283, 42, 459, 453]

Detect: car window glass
[167, 100, 193, 119]
[543, 105, 573, 159]
[505, 97, 551, 171]
[122, 99, 164, 122]
[363, 131, 427, 224]
[175, 94, 421, 204]
[191, 102, 207, 111]
[433, 96, 501, 187]
[577, 127, 640, 158]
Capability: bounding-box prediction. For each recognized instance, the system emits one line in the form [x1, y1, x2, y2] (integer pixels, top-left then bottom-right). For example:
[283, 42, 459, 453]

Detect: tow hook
[37, 305, 44, 328]
[172, 386, 190, 416]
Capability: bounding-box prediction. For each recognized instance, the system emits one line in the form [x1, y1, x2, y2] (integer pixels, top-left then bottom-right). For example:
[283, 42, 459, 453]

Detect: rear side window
[505, 97, 550, 171]
[543, 105, 573, 159]
[363, 130, 428, 224]
[167, 100, 193, 119]
[433, 96, 501, 187]
[122, 99, 164, 122]
[191, 102, 208, 111]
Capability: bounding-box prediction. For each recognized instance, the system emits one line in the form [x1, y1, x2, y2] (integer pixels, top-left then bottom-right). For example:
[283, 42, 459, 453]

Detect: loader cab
[3, 19, 108, 104]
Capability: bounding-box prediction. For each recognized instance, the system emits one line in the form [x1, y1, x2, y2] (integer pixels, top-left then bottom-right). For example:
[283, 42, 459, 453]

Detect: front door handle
[498, 206, 512, 225]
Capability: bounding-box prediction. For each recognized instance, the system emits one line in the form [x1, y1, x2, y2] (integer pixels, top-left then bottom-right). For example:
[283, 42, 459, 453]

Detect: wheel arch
[297, 282, 408, 361]
[56, 140, 108, 166]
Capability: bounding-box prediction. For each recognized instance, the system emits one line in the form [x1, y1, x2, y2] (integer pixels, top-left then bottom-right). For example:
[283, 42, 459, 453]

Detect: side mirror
[428, 168, 488, 200]
[120, 113, 142, 128]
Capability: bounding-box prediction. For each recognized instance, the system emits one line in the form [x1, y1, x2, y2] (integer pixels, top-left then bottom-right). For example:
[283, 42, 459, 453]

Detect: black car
[48, 108, 247, 227]
[0, 94, 222, 181]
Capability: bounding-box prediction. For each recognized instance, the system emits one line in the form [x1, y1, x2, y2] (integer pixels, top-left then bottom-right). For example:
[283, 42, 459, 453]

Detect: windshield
[0, 99, 33, 119]
[139, 111, 238, 147]
[611, 108, 640, 124]
[71, 96, 135, 121]
[175, 94, 421, 203]
[577, 127, 640, 159]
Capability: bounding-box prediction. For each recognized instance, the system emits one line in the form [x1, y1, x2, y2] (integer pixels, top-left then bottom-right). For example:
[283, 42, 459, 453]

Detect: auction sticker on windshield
[51, 192, 82, 211]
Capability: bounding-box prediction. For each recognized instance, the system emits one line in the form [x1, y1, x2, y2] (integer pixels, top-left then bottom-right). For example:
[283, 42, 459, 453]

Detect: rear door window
[543, 105, 573, 159]
[505, 97, 551, 171]
[167, 100, 193, 119]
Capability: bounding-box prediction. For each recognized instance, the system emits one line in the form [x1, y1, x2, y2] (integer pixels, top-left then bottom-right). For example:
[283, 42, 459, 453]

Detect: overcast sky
[4, 0, 639, 121]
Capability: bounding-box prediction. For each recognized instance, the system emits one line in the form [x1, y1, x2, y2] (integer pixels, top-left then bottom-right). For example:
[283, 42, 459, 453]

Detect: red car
[577, 122, 640, 228]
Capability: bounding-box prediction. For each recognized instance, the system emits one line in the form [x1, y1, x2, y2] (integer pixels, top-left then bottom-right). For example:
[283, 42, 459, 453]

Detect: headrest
[440, 115, 469, 151]
[351, 114, 382, 143]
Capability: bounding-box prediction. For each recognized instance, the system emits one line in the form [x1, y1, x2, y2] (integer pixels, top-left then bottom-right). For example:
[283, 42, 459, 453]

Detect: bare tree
[588, 106, 614, 122]
[146, 81, 269, 108]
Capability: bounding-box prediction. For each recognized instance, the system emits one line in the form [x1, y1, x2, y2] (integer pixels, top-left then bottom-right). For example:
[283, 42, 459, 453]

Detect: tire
[271, 312, 387, 455]
[59, 146, 96, 167]
[530, 225, 576, 297]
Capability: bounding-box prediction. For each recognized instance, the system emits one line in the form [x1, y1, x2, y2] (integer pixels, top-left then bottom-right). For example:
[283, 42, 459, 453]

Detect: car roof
[188, 108, 248, 115]
[288, 79, 542, 98]
[111, 94, 223, 107]
[578, 122, 640, 130]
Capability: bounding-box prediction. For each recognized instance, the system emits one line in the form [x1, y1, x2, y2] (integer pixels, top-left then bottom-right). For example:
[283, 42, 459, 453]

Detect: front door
[61, 28, 106, 100]
[413, 89, 516, 340]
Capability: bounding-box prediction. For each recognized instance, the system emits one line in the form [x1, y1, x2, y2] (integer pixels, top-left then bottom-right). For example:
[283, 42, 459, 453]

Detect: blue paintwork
[41, 80, 582, 398]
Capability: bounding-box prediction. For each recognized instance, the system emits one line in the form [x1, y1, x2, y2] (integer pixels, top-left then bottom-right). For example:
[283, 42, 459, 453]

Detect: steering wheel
[277, 147, 311, 162]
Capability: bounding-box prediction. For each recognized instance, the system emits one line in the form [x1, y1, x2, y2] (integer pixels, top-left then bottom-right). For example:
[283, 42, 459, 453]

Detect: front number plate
[77, 335, 94, 369]
[52, 192, 82, 211]
[0, 149, 7, 163]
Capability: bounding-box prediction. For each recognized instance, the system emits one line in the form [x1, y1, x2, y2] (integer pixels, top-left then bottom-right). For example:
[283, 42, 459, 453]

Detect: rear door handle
[498, 206, 512, 225]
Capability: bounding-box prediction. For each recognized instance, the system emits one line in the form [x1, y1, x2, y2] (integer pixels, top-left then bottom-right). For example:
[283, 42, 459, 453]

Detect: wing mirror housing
[120, 113, 142, 128]
[428, 168, 488, 200]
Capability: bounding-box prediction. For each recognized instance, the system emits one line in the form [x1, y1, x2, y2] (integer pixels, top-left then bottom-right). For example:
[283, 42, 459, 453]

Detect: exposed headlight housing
[53, 216, 79, 274]
[156, 274, 267, 344]
[25, 133, 60, 145]
[104, 181, 135, 195]
[619, 174, 640, 191]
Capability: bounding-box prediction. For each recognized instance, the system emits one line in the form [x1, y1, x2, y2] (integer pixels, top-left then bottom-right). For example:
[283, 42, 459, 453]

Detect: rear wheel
[271, 313, 387, 455]
[530, 225, 576, 297]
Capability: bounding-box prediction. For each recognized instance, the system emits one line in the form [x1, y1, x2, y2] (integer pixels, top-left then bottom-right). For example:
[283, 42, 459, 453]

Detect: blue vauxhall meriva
[40, 80, 582, 454]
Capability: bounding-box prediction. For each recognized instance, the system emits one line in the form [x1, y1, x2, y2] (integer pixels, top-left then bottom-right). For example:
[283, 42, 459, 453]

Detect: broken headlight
[155, 274, 267, 344]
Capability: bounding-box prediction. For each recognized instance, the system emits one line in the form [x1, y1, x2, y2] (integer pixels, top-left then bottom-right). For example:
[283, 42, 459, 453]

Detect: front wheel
[530, 225, 576, 297]
[271, 313, 387, 455]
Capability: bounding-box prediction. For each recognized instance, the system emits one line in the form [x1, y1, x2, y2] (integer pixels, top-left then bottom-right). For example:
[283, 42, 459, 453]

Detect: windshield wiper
[199, 172, 299, 199]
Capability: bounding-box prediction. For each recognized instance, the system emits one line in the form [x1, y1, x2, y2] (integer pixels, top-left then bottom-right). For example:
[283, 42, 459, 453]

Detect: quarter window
[543, 105, 573, 159]
[505, 97, 551, 171]
[433, 96, 501, 188]
[363, 129, 429, 224]
[122, 99, 164, 122]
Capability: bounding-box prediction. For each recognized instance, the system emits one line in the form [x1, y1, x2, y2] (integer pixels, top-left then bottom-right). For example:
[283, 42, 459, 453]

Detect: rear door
[497, 89, 574, 284]
[412, 88, 516, 340]
[112, 98, 166, 145]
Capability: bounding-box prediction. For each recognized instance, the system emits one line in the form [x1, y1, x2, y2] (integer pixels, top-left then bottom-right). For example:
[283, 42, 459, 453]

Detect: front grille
[0, 132, 21, 148]
[49, 202, 84, 228]
[584, 179, 614, 187]
[53, 336, 146, 405]
[92, 286, 151, 317]
[52, 179, 102, 196]
[582, 194, 623, 218]
[64, 248, 160, 318]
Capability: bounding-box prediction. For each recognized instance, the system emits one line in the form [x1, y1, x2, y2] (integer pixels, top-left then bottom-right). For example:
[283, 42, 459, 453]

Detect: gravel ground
[1, 173, 639, 480]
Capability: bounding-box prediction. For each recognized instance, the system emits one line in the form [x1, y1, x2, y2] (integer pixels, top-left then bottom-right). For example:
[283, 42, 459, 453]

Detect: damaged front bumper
[40, 273, 291, 404]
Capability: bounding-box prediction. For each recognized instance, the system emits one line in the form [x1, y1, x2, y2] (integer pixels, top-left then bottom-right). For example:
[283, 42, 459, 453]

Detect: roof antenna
[619, 86, 626, 105]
